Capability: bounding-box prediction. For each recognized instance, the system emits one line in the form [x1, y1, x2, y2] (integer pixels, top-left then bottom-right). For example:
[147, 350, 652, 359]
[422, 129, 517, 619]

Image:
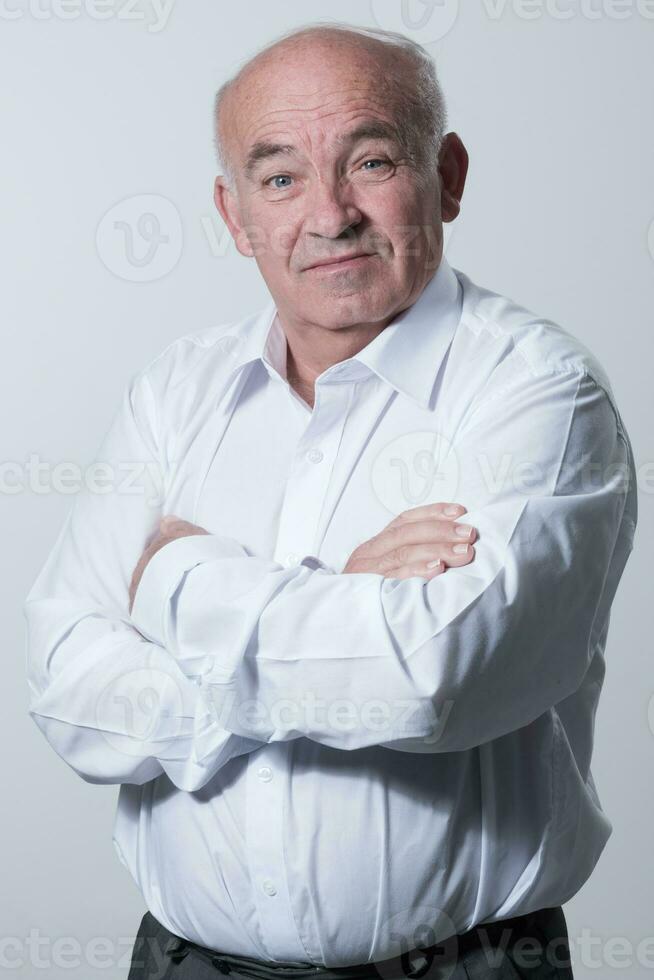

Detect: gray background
[3, 1, 652, 977]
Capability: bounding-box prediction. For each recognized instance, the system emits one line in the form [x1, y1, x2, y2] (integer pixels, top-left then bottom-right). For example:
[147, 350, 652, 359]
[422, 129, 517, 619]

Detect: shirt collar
[352, 257, 462, 408]
[223, 257, 462, 410]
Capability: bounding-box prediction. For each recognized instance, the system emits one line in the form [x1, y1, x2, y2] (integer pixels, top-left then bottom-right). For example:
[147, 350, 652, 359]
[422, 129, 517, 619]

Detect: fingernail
[426, 559, 443, 569]
[453, 543, 469, 554]
[444, 505, 460, 515]
[455, 525, 471, 538]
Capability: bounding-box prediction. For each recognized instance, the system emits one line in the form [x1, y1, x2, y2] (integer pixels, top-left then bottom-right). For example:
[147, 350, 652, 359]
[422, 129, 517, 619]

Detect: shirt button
[262, 879, 278, 897]
[257, 766, 273, 782]
[306, 449, 323, 464]
[285, 552, 299, 566]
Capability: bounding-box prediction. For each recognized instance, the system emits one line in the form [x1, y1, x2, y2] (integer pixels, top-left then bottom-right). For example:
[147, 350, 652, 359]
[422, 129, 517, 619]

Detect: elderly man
[25, 21, 636, 980]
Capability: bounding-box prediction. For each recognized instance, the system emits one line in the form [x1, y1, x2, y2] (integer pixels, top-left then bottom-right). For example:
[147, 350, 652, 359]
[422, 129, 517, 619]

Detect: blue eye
[266, 175, 293, 189]
[264, 159, 390, 190]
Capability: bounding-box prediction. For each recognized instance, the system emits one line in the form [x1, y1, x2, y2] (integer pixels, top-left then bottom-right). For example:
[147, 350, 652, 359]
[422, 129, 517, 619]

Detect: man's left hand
[128, 515, 209, 614]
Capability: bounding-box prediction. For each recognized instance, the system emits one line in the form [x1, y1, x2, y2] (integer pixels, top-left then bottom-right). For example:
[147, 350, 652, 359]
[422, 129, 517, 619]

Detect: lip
[305, 252, 375, 272]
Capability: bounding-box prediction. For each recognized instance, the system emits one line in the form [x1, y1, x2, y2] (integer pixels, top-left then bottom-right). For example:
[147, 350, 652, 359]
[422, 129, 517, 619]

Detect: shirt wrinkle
[24, 257, 636, 965]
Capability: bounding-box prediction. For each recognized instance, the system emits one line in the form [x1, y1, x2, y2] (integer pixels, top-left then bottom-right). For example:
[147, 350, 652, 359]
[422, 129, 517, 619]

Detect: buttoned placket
[274, 378, 351, 570]
[242, 370, 355, 962]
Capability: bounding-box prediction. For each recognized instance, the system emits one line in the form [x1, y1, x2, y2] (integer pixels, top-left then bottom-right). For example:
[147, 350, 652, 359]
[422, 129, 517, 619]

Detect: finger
[384, 537, 478, 572]
[387, 560, 446, 581]
[361, 518, 477, 559]
[387, 502, 467, 528]
[441, 542, 476, 566]
[380, 541, 465, 570]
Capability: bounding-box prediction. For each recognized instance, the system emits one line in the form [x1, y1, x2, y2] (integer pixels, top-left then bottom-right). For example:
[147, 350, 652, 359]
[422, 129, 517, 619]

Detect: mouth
[305, 253, 376, 272]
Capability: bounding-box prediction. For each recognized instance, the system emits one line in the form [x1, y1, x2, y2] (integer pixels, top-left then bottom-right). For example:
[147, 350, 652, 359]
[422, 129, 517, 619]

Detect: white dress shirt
[24, 258, 637, 966]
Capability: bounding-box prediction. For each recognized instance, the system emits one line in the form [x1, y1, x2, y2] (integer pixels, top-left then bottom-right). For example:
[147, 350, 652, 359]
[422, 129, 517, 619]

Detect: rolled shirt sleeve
[129, 368, 636, 754]
[24, 369, 264, 792]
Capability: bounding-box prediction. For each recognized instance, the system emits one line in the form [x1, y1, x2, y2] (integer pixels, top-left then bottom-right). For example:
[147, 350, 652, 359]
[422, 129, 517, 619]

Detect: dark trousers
[127, 905, 574, 980]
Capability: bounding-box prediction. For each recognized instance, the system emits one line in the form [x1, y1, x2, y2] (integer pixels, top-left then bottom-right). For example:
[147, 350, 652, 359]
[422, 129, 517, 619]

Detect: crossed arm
[24, 365, 634, 792]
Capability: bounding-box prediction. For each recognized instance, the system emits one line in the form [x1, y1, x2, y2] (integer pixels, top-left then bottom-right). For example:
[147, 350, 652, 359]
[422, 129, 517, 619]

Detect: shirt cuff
[130, 533, 248, 648]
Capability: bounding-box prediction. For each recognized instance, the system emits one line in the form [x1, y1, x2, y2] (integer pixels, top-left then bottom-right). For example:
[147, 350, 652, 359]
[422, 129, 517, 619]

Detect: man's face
[214, 40, 465, 332]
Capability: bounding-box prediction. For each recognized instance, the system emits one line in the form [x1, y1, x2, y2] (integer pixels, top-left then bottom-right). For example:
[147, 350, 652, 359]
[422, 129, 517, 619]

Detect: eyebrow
[243, 120, 403, 181]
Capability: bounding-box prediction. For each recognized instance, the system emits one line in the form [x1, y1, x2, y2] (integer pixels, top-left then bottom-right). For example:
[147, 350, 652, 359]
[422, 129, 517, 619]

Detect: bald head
[213, 22, 447, 194]
[210, 19, 468, 362]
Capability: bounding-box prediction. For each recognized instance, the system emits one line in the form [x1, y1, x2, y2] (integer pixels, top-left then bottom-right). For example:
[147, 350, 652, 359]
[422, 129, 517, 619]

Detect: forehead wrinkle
[233, 70, 403, 168]
[244, 122, 402, 180]
[218, 34, 427, 187]
[241, 105, 406, 182]
[244, 75, 400, 120]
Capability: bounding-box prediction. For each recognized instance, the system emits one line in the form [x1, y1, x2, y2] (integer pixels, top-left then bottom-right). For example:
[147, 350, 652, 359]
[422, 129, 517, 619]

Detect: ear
[438, 133, 469, 224]
[213, 176, 255, 258]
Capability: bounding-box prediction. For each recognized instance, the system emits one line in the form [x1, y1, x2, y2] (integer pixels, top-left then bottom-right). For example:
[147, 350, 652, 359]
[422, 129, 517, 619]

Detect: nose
[303, 179, 363, 243]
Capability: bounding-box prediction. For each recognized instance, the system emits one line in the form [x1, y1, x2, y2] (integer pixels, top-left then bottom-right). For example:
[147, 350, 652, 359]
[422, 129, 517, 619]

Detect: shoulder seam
[135, 332, 215, 381]
[460, 303, 613, 392]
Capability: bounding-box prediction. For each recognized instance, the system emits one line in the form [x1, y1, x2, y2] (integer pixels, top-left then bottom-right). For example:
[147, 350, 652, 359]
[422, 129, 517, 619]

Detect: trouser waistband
[145, 906, 569, 980]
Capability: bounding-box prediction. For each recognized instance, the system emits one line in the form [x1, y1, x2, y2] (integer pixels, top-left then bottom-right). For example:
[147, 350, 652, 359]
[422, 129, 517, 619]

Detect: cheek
[366, 184, 424, 235]
[375, 208, 427, 261]
[245, 211, 301, 264]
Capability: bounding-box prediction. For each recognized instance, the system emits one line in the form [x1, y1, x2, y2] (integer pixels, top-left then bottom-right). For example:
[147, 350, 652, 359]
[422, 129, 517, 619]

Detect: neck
[276, 270, 432, 398]
[285, 352, 316, 408]
[284, 325, 378, 410]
